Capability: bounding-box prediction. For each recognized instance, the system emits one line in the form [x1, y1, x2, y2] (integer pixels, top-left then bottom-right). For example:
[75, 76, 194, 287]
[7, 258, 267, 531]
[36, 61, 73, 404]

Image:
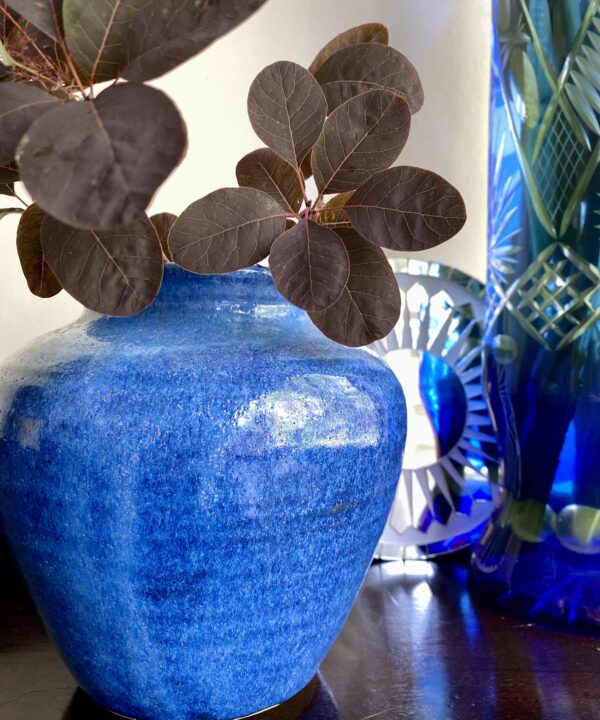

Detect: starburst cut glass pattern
[372, 261, 498, 560]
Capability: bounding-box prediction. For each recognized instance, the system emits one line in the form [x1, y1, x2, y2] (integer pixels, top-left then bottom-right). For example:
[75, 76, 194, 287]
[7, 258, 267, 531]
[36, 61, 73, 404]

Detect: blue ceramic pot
[0, 266, 406, 720]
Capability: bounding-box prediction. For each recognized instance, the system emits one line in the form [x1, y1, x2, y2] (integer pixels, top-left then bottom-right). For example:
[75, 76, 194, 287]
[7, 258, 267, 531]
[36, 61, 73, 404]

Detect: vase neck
[79, 264, 309, 342]
[152, 264, 286, 309]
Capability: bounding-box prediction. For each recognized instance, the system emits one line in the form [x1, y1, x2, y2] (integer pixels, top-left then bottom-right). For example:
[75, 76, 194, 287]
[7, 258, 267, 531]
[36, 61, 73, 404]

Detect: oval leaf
[16, 203, 61, 298]
[4, 0, 61, 40]
[309, 227, 400, 347]
[63, 0, 148, 83]
[150, 212, 177, 262]
[309, 23, 389, 76]
[312, 89, 411, 195]
[17, 83, 187, 230]
[236, 148, 303, 213]
[0, 82, 59, 165]
[169, 187, 286, 274]
[313, 43, 424, 114]
[122, 0, 268, 83]
[346, 166, 467, 251]
[248, 61, 327, 168]
[41, 214, 163, 316]
[269, 219, 349, 312]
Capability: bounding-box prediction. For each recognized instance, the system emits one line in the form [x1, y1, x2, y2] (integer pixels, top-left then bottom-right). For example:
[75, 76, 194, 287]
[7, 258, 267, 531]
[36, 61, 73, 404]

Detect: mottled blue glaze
[0, 266, 406, 720]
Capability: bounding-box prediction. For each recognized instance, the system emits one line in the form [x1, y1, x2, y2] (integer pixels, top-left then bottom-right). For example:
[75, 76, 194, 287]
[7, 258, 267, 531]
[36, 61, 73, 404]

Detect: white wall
[0, 0, 491, 361]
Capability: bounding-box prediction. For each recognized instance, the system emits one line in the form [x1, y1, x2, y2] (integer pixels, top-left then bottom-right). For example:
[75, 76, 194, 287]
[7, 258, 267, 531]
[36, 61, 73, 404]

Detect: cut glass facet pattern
[506, 243, 600, 350]
[373, 261, 497, 561]
[533, 109, 589, 229]
[475, 0, 600, 632]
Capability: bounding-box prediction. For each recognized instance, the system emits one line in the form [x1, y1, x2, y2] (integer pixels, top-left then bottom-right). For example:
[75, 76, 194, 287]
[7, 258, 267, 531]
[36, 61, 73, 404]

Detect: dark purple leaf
[236, 148, 303, 214]
[122, 0, 268, 83]
[16, 203, 61, 297]
[313, 43, 424, 114]
[346, 166, 467, 251]
[150, 212, 177, 261]
[309, 227, 400, 347]
[269, 219, 349, 312]
[17, 83, 187, 230]
[0, 82, 59, 165]
[169, 187, 286, 274]
[248, 61, 327, 169]
[312, 89, 411, 194]
[63, 0, 148, 83]
[41, 214, 163, 316]
[4, 0, 61, 40]
[309, 23, 389, 76]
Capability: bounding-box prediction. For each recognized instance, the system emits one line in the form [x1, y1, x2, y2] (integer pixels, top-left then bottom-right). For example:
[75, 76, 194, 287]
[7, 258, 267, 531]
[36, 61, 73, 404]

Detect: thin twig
[0, 5, 61, 80]
[6, 185, 29, 208]
[11, 59, 60, 88]
[295, 166, 310, 206]
[45, 0, 88, 95]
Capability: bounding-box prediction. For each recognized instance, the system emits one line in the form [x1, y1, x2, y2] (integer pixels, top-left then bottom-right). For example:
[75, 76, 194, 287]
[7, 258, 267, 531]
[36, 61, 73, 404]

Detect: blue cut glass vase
[472, 0, 600, 631]
[0, 265, 406, 719]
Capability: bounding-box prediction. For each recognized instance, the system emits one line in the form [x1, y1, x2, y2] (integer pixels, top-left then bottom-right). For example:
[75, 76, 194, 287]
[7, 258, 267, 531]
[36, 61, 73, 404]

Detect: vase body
[473, 0, 600, 630]
[0, 265, 406, 719]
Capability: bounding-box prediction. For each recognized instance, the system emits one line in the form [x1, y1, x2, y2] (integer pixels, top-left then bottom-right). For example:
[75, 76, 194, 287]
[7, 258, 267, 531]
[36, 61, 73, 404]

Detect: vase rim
[162, 262, 272, 283]
[160, 262, 275, 290]
[149, 262, 288, 311]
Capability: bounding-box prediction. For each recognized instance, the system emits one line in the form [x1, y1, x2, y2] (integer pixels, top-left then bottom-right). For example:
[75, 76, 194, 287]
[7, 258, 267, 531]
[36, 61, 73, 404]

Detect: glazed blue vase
[0, 265, 406, 720]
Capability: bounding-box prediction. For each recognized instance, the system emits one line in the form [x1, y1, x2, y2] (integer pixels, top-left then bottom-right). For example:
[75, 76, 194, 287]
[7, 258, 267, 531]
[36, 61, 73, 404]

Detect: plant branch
[0, 5, 61, 79]
[11, 58, 61, 87]
[6, 185, 28, 208]
[295, 166, 310, 206]
[45, 0, 87, 95]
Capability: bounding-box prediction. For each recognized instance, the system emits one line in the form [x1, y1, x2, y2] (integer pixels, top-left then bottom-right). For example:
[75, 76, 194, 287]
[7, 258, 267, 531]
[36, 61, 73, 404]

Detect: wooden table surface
[1, 548, 599, 720]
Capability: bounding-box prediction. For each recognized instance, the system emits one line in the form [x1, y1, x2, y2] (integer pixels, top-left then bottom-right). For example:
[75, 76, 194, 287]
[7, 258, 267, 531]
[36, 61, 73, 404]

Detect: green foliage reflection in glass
[475, 0, 600, 628]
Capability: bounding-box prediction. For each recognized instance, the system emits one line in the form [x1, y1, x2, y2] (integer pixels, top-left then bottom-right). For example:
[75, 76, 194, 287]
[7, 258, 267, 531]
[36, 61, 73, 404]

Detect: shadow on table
[61, 675, 341, 720]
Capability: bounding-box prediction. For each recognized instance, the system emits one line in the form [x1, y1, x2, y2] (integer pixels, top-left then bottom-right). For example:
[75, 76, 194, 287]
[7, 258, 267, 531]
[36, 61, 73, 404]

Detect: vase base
[103, 676, 319, 720]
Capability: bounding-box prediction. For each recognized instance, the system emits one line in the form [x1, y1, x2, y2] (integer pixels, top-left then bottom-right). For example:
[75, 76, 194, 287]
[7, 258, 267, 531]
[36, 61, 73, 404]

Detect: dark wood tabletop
[1, 547, 599, 720]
